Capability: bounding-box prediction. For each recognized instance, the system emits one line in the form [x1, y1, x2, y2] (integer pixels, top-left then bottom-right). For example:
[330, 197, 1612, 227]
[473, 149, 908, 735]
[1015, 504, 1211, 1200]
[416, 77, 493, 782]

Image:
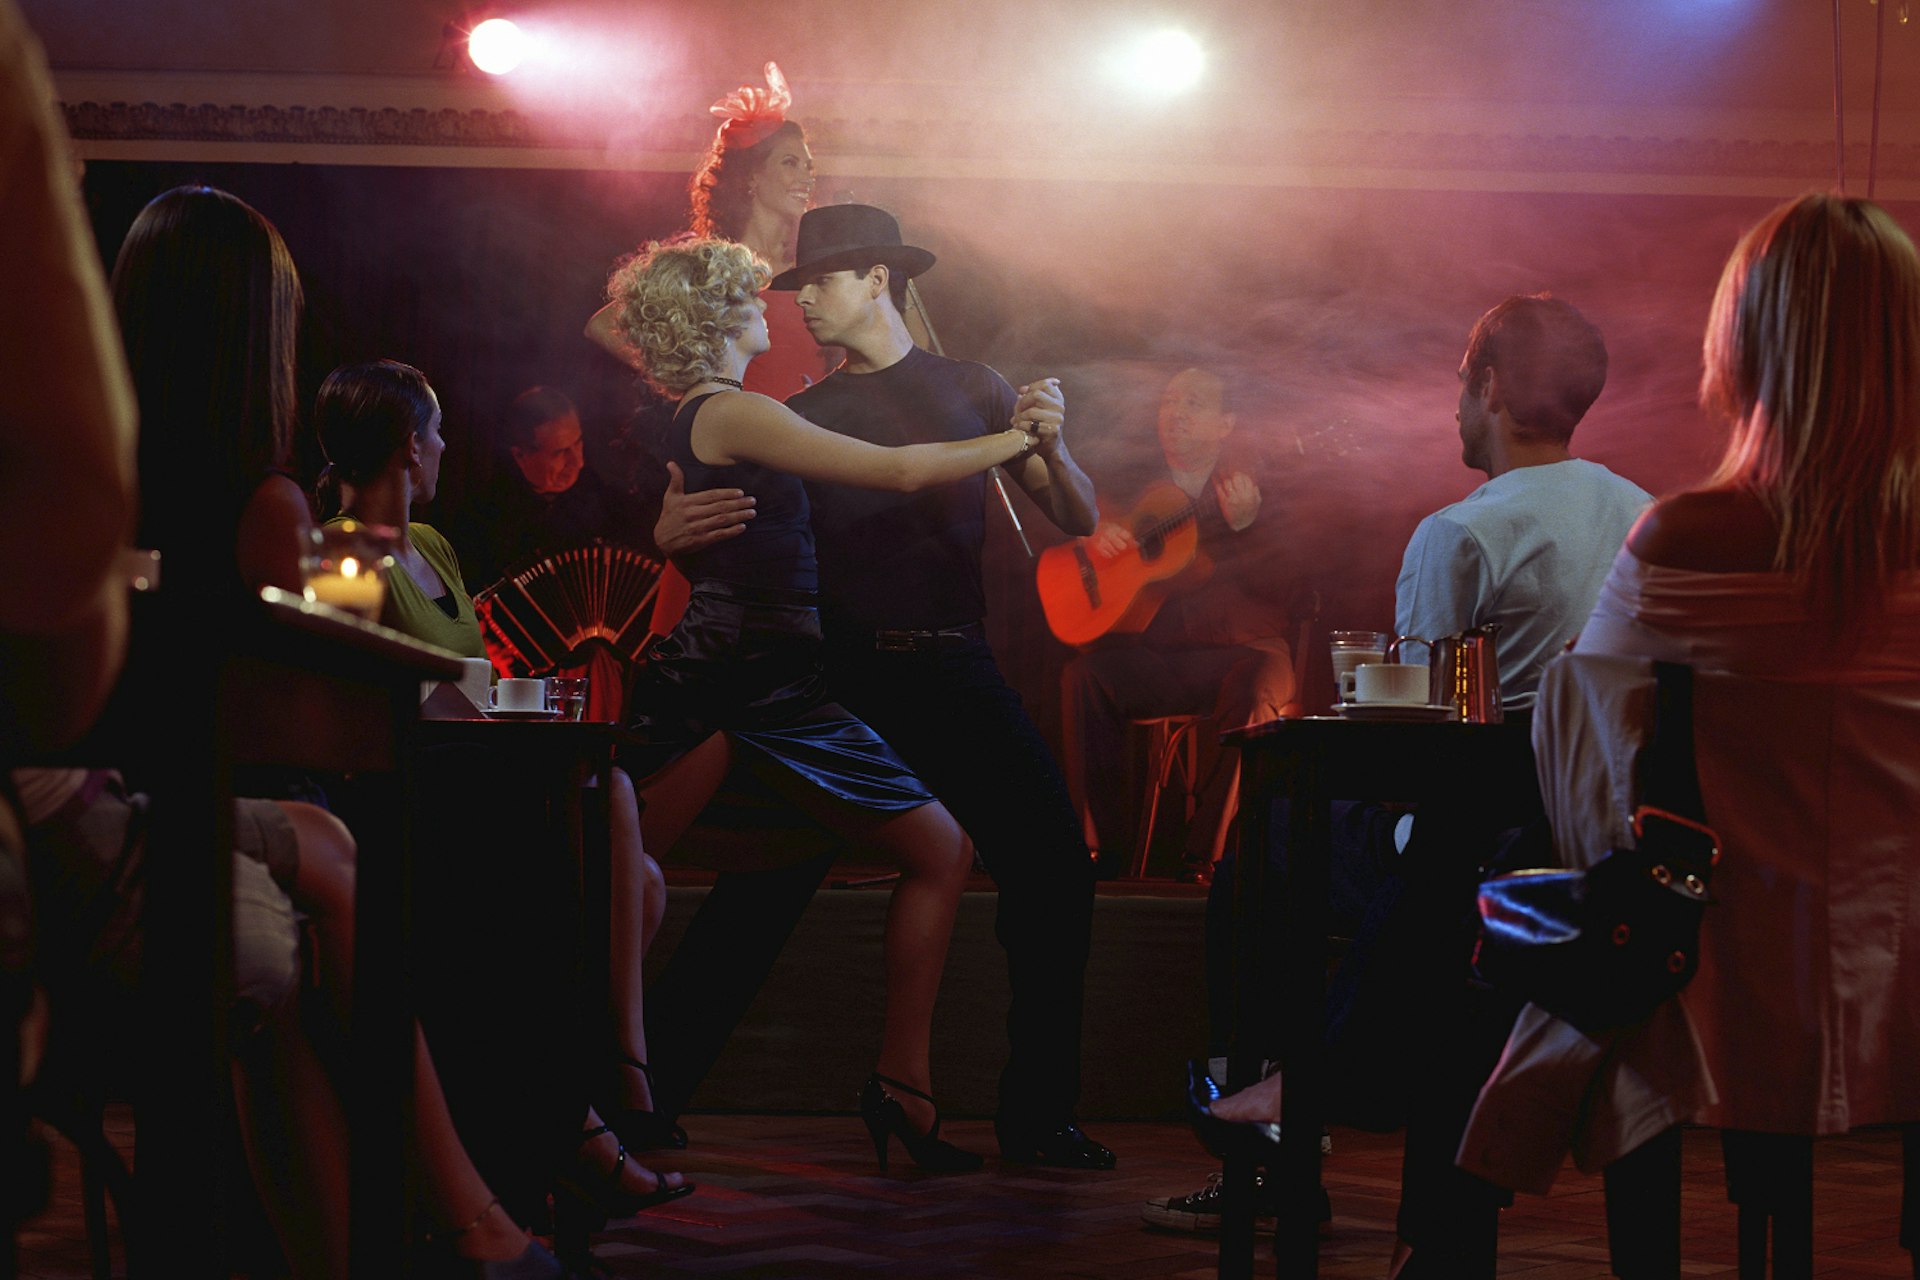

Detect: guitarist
[1059, 367, 1296, 882]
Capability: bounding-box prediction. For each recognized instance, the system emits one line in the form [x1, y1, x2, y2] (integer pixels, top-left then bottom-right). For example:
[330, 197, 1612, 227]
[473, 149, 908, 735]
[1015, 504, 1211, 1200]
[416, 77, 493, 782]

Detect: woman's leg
[274, 800, 357, 1033]
[233, 1014, 536, 1272]
[410, 1029, 543, 1262]
[863, 800, 972, 1133]
[232, 996, 351, 1280]
[261, 804, 540, 1264]
[606, 766, 667, 1113]
[634, 734, 734, 857]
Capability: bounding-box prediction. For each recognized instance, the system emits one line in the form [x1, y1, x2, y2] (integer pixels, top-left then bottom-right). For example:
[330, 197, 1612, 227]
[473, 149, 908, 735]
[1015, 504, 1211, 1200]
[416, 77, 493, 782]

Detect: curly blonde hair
[606, 238, 770, 396]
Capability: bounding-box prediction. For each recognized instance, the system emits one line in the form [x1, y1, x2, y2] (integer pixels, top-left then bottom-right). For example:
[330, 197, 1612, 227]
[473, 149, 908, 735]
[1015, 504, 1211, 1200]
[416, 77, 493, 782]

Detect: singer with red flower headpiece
[590, 62, 835, 400]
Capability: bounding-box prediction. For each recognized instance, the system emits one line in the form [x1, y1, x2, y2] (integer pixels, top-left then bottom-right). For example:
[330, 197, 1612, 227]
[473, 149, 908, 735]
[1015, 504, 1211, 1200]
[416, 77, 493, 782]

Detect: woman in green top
[313, 360, 483, 657]
[314, 359, 690, 1220]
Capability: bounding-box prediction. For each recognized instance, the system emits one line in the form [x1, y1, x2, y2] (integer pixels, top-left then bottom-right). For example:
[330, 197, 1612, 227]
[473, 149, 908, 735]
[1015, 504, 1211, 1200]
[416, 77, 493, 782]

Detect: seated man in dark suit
[452, 386, 654, 593]
[449, 386, 660, 719]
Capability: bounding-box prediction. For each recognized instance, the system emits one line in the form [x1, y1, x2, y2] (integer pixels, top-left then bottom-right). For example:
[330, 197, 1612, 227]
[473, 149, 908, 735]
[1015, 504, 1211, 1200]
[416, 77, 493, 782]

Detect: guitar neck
[1136, 494, 1205, 544]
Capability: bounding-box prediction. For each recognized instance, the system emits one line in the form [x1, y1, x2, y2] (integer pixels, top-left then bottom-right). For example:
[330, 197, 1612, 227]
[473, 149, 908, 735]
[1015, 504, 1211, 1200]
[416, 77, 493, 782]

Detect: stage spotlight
[1114, 28, 1206, 96]
[467, 17, 526, 75]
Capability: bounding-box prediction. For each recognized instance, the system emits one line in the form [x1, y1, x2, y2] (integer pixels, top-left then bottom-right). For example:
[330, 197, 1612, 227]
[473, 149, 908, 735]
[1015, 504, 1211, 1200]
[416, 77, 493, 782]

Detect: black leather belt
[871, 623, 984, 653]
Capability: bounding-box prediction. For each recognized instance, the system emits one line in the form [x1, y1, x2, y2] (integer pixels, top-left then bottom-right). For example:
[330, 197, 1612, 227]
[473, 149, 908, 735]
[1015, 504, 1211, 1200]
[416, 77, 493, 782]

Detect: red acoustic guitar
[1035, 482, 1204, 646]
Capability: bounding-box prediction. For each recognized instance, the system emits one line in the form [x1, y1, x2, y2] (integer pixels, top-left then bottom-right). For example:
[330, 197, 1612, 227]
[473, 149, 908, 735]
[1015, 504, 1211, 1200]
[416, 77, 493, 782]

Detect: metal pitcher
[1423, 623, 1503, 723]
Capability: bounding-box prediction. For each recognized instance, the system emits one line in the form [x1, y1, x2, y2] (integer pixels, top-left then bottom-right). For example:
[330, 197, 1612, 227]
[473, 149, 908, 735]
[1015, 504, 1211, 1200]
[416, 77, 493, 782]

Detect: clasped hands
[1010, 377, 1066, 460]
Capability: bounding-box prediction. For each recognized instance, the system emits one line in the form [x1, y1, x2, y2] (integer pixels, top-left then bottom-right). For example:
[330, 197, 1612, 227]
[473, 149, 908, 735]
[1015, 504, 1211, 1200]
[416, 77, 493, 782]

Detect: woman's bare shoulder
[1625, 487, 1777, 572]
[236, 473, 314, 592]
[690, 390, 812, 464]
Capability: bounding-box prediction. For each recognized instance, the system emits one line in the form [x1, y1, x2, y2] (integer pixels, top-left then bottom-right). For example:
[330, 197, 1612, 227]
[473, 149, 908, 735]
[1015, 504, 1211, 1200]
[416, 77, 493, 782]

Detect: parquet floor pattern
[17, 1110, 1915, 1278]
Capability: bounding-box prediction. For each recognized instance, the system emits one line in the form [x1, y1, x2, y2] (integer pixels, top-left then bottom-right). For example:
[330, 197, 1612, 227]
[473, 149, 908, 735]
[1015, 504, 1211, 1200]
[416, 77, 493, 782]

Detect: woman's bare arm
[585, 302, 645, 371]
[691, 392, 1032, 492]
[236, 473, 315, 593]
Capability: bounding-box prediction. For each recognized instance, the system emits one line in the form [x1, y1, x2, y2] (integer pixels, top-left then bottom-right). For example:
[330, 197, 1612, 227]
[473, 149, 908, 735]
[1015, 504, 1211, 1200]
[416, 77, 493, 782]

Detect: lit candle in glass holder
[302, 520, 396, 622]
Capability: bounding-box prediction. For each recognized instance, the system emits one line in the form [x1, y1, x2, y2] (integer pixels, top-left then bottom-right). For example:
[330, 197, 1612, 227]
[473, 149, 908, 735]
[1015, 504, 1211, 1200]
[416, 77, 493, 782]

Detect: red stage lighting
[467, 17, 526, 75]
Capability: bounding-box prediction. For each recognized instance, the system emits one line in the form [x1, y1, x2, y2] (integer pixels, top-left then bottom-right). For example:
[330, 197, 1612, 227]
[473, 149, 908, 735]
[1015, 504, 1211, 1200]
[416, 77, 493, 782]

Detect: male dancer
[650, 205, 1113, 1168]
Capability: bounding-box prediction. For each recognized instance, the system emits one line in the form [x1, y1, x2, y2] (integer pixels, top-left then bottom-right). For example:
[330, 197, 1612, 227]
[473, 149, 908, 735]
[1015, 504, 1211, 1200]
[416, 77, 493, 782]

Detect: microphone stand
[904, 276, 1035, 560]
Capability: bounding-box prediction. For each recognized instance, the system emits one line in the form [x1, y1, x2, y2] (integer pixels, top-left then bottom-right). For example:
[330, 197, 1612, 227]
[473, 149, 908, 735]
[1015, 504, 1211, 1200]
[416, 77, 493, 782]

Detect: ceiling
[23, 0, 1920, 189]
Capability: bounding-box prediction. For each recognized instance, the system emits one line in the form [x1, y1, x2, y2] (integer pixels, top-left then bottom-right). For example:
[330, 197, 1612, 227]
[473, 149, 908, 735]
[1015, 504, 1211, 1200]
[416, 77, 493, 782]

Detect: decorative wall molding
[64, 100, 555, 149]
[60, 96, 1920, 195]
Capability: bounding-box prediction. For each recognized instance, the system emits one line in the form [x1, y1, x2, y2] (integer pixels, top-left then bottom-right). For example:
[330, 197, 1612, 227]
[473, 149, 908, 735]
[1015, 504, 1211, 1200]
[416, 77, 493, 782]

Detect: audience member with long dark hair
[93, 184, 567, 1278]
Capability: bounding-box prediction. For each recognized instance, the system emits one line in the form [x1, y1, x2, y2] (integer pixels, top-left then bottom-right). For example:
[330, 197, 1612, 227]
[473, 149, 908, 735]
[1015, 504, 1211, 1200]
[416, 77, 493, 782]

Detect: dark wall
[82, 161, 1907, 747]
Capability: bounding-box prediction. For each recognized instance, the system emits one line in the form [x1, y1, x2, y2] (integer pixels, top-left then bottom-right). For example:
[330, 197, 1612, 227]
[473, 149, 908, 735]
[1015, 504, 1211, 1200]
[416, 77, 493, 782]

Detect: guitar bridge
[1072, 542, 1103, 608]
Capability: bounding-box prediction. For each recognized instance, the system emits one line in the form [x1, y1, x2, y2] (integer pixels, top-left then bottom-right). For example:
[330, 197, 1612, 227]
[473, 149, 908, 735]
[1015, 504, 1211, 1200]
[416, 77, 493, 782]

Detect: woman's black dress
[620, 392, 933, 827]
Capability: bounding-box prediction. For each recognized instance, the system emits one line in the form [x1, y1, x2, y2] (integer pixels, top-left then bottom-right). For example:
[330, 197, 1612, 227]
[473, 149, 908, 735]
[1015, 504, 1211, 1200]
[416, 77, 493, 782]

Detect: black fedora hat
[767, 204, 936, 291]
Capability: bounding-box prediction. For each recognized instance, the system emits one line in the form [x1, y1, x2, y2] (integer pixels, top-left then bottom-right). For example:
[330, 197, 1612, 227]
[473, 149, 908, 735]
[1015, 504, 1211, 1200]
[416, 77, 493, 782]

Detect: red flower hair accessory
[709, 62, 792, 149]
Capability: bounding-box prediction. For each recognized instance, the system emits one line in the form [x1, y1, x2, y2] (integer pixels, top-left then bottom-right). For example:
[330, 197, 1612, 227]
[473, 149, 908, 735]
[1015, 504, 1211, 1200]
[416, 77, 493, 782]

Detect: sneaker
[1141, 1172, 1278, 1235]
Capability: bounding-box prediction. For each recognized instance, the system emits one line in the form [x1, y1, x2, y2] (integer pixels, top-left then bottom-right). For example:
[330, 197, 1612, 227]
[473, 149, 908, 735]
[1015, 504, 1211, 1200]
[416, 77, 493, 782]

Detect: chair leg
[1602, 1125, 1681, 1280]
[1130, 734, 1160, 878]
[1901, 1125, 1920, 1277]
[70, 1117, 132, 1280]
[80, 1155, 111, 1280]
[1723, 1130, 1814, 1280]
[1177, 721, 1200, 825]
[1735, 1205, 1769, 1280]
[1131, 725, 1176, 878]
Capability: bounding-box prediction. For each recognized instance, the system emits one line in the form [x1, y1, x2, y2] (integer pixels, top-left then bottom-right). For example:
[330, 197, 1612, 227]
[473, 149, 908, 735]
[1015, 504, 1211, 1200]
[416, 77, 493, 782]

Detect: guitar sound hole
[1137, 529, 1164, 560]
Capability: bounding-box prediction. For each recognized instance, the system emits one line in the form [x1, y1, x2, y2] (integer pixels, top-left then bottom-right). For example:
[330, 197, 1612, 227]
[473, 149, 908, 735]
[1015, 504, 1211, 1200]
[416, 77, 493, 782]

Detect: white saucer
[1334, 701, 1458, 722]
[484, 707, 563, 721]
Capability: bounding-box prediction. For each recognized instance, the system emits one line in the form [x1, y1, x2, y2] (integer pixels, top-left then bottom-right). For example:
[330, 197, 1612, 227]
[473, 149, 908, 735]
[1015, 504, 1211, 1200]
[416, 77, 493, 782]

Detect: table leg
[1220, 736, 1269, 1280]
[1273, 746, 1328, 1277]
[348, 686, 418, 1273]
[1221, 737, 1328, 1279]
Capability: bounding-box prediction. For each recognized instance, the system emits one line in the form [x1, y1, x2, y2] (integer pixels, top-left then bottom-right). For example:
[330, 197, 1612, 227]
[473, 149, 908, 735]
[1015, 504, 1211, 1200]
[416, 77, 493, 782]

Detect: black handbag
[1473, 661, 1719, 1035]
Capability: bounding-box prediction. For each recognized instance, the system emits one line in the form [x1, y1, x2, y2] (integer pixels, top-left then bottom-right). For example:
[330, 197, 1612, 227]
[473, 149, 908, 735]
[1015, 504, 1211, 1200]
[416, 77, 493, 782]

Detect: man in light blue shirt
[1148, 296, 1651, 1266]
[1396, 295, 1650, 709]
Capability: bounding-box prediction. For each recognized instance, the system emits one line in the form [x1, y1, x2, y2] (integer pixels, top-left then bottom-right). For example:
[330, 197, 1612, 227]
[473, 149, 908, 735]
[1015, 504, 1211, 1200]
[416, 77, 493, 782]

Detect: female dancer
[606, 237, 1036, 1169]
[313, 358, 694, 1210]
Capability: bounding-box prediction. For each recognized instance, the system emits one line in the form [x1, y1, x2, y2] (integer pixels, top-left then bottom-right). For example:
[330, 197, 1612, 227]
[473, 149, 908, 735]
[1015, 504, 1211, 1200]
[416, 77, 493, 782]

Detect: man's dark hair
[859, 262, 912, 312]
[505, 385, 576, 452]
[1461, 294, 1608, 443]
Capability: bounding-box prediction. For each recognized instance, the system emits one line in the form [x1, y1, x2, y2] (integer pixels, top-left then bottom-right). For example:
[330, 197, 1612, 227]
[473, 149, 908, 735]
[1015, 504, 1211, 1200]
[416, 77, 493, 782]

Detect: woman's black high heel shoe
[602, 1054, 688, 1152]
[554, 1124, 696, 1223]
[1185, 1059, 1281, 1162]
[859, 1073, 983, 1174]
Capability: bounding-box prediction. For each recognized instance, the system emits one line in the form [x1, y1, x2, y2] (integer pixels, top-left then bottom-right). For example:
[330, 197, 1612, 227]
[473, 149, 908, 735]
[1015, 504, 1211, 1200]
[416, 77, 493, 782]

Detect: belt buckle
[874, 631, 918, 652]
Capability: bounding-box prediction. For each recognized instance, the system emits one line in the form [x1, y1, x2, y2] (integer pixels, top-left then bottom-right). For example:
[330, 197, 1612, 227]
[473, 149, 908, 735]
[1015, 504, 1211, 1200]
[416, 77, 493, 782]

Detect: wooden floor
[16, 1110, 1916, 1278]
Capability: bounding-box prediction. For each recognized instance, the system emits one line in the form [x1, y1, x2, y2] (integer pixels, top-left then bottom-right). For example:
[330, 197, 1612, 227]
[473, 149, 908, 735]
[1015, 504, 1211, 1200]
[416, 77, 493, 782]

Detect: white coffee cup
[455, 657, 493, 711]
[488, 676, 547, 713]
[1353, 662, 1431, 706]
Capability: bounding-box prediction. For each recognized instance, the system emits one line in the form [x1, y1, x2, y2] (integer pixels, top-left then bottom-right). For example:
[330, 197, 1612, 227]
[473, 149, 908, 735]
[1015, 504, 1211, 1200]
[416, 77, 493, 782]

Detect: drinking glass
[546, 676, 589, 721]
[301, 520, 396, 622]
[1329, 629, 1391, 703]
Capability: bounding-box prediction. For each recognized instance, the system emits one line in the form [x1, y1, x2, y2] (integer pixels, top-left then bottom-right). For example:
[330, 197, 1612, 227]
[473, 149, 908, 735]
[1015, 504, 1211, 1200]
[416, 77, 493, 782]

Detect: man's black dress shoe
[996, 1118, 1118, 1170]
